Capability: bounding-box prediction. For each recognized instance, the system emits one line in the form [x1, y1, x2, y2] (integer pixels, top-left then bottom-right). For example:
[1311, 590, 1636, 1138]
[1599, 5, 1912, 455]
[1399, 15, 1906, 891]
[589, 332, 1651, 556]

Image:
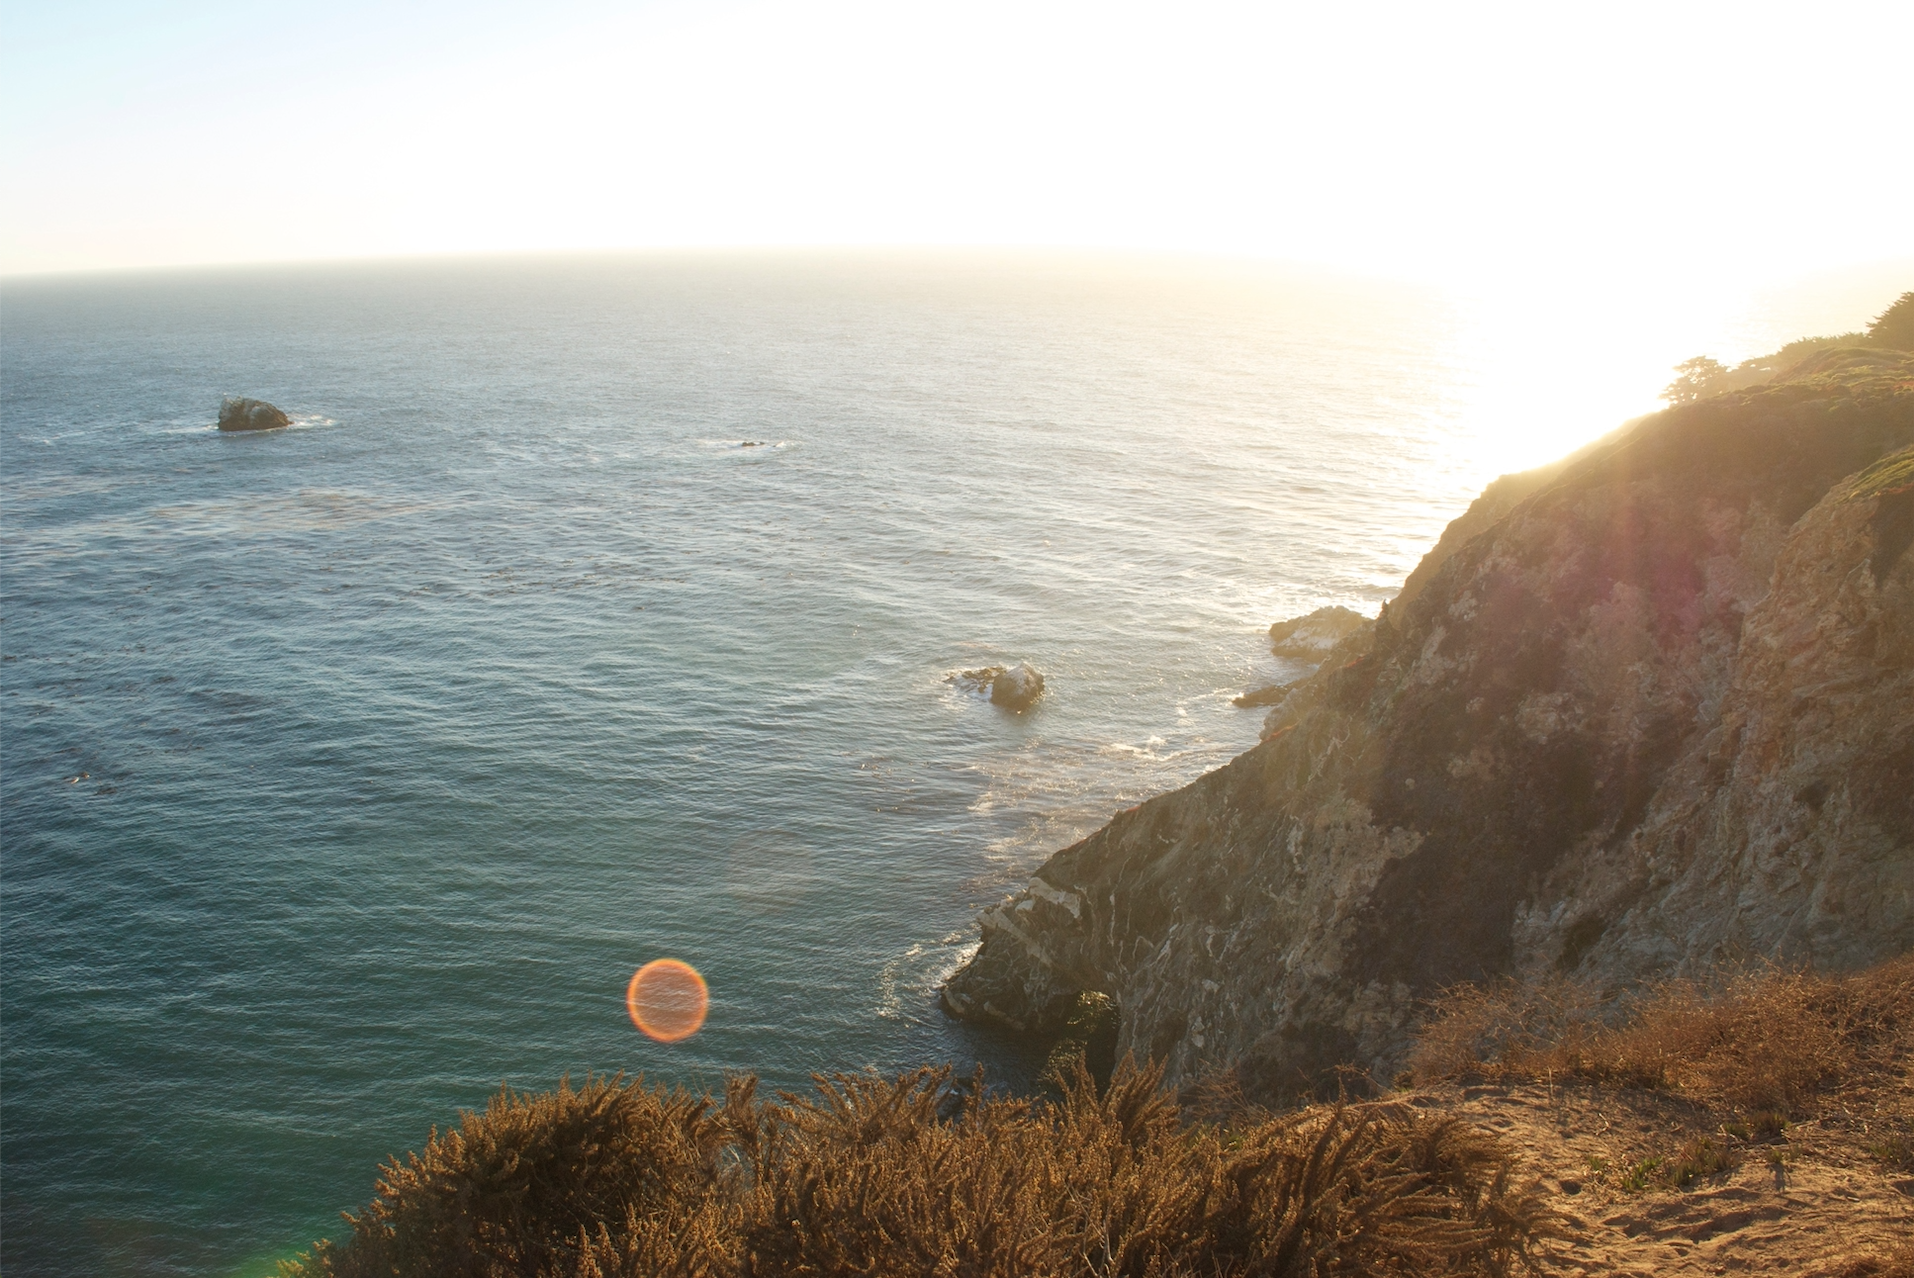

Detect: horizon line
[0, 243, 1434, 286]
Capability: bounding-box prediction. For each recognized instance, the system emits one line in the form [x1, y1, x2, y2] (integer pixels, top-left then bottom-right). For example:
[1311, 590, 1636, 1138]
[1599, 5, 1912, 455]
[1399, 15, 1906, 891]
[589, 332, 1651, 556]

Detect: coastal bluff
[942, 348, 1914, 1097]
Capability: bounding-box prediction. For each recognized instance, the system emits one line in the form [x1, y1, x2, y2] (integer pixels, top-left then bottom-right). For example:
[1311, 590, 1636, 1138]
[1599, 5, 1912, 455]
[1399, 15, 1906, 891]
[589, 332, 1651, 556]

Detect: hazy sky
[4, 0, 1910, 286]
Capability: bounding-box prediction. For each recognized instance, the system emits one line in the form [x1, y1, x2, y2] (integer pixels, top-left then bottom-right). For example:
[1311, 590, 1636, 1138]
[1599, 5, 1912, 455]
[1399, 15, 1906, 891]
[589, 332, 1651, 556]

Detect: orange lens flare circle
[625, 959, 709, 1043]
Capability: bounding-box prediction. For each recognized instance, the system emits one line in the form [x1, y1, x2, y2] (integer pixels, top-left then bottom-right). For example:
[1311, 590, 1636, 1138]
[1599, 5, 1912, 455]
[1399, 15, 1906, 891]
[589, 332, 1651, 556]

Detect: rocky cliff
[943, 348, 1914, 1098]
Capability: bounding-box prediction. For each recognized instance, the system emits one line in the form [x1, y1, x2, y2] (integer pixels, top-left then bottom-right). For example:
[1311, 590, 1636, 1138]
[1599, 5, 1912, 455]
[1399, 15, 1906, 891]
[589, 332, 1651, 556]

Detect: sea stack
[218, 397, 291, 432]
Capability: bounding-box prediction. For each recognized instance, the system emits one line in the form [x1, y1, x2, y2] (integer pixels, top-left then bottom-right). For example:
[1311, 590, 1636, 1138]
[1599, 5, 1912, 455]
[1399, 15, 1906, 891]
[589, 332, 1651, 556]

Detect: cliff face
[943, 350, 1914, 1097]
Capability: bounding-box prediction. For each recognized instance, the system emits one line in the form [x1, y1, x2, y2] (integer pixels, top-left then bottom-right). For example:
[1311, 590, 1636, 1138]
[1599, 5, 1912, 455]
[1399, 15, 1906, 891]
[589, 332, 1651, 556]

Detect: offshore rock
[218, 397, 291, 432]
[943, 355, 1914, 1095]
[953, 663, 1046, 712]
[990, 663, 1045, 711]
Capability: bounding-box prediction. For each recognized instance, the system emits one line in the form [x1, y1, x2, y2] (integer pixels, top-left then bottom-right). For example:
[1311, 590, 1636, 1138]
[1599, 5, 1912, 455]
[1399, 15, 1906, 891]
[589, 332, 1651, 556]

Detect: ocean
[0, 253, 1718, 1274]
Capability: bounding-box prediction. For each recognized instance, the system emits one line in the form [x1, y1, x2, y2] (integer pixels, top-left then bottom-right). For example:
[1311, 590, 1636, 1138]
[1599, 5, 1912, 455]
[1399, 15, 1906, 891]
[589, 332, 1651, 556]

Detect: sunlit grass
[284, 1057, 1555, 1277]
[1410, 953, 1914, 1119]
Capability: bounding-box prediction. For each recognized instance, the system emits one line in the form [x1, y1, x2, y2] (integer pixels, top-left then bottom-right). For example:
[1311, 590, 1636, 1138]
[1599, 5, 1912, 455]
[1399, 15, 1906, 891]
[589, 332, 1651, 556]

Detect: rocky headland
[943, 346, 1914, 1099]
[289, 330, 1914, 1277]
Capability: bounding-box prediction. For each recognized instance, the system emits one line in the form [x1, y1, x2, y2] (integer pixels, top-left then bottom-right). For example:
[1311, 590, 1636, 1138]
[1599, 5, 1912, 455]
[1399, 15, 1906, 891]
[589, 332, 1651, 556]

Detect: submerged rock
[951, 662, 1046, 712]
[217, 397, 291, 432]
[944, 355, 1914, 1097]
[1266, 605, 1369, 659]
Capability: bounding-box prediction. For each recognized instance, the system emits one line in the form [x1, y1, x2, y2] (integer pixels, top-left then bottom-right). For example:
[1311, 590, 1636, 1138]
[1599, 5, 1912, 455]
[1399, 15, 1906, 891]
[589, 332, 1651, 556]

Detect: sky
[4, 0, 1911, 291]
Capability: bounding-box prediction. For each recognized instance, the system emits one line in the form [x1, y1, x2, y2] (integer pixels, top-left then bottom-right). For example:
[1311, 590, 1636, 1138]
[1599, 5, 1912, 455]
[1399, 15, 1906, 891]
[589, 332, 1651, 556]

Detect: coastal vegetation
[1410, 954, 1913, 1120]
[287, 954, 1913, 1275]
[1660, 289, 1914, 402]
[286, 1060, 1552, 1277]
[1404, 954, 1914, 1271]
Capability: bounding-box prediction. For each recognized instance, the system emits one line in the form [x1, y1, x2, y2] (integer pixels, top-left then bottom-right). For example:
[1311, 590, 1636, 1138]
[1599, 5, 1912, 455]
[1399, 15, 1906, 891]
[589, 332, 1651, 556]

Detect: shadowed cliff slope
[943, 349, 1914, 1098]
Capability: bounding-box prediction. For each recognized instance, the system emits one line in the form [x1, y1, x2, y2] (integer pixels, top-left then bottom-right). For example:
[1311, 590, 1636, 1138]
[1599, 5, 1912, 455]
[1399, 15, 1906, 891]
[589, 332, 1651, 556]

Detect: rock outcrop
[1233, 608, 1375, 707]
[943, 351, 1914, 1097]
[1231, 681, 1294, 709]
[1265, 605, 1370, 660]
[952, 663, 1046, 712]
[218, 397, 291, 432]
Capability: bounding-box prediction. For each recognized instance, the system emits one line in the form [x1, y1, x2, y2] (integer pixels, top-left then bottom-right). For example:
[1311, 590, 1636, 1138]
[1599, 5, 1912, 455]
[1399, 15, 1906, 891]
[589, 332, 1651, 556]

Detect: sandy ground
[1414, 1076, 1913, 1274]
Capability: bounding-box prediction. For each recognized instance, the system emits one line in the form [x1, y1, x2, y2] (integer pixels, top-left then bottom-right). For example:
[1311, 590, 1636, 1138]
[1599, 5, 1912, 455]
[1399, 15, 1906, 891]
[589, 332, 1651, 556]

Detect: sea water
[3, 254, 1524, 1274]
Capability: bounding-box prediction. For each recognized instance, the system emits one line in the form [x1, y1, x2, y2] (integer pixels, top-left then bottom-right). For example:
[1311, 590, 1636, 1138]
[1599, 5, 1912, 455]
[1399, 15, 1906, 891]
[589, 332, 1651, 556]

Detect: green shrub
[1618, 1158, 1661, 1193]
[1664, 1136, 1739, 1189]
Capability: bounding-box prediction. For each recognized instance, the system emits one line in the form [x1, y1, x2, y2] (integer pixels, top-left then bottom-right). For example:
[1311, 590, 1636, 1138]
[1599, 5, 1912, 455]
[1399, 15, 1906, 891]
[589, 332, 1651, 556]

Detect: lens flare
[625, 959, 709, 1043]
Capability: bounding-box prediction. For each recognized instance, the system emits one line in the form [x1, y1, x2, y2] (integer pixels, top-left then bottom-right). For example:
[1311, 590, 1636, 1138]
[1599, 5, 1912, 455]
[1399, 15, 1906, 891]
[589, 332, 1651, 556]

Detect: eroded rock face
[943, 359, 1914, 1098]
[1267, 606, 1370, 659]
[218, 397, 291, 432]
[1525, 446, 1914, 986]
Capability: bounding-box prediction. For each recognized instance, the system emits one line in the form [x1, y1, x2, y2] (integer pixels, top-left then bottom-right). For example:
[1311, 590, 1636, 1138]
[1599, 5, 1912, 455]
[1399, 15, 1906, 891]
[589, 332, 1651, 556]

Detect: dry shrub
[294, 1074, 737, 1278]
[733, 1066, 1079, 1276]
[1412, 953, 1914, 1116]
[286, 1059, 1555, 1278]
[1810, 1242, 1914, 1278]
[1407, 979, 1612, 1086]
[1192, 1101, 1548, 1278]
[1868, 1129, 1914, 1173]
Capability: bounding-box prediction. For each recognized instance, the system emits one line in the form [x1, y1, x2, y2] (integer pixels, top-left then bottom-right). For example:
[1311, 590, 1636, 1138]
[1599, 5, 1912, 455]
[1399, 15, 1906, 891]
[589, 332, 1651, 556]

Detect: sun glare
[2, 1, 1907, 280]
[626, 959, 710, 1043]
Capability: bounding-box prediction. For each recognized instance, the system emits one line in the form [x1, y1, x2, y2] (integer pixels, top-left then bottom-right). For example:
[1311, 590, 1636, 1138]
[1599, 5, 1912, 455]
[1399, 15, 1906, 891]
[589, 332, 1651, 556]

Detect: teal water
[2, 255, 1492, 1275]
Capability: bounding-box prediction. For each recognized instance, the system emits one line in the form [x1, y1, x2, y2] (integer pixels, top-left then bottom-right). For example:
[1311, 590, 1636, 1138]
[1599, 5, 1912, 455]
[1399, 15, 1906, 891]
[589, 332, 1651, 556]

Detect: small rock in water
[990, 663, 1044, 711]
[217, 397, 291, 432]
[951, 662, 1046, 712]
[1232, 681, 1294, 709]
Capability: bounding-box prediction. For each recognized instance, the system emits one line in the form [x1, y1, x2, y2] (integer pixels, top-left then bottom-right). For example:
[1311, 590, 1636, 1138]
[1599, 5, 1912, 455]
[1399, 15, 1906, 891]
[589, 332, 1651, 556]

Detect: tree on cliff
[1867, 290, 1914, 350]
[1661, 355, 1729, 404]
